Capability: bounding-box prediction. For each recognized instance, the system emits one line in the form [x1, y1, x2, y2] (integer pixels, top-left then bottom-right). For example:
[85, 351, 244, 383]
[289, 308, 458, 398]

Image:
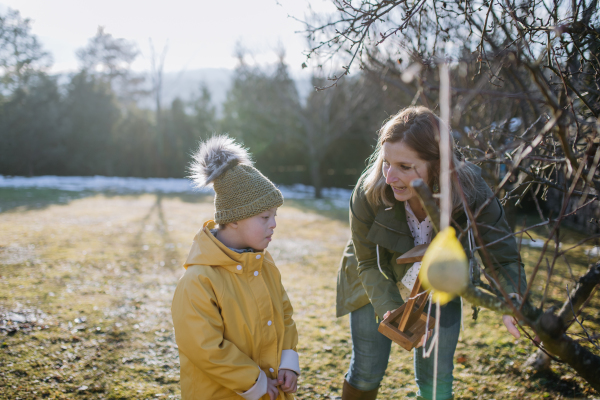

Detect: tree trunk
[527, 266, 600, 372]
[309, 158, 323, 199]
[525, 350, 552, 371]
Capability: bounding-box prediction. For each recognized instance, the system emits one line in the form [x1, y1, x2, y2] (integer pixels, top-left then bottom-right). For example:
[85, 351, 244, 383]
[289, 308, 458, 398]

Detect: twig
[567, 284, 600, 350]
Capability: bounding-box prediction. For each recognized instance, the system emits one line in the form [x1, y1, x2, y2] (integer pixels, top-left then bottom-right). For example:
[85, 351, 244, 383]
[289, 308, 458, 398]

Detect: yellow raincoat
[172, 221, 299, 400]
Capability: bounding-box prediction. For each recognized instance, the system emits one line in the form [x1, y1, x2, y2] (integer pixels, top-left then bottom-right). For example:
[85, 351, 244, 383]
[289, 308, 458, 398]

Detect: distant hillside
[160, 68, 233, 114]
[154, 68, 312, 115]
[56, 68, 312, 115]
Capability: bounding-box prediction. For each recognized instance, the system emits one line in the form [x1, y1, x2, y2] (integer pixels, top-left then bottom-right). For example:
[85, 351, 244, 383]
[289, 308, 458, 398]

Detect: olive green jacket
[336, 165, 527, 319]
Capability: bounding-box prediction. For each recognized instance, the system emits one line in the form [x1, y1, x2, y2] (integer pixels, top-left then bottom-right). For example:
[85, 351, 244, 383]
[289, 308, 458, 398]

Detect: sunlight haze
[0, 0, 334, 73]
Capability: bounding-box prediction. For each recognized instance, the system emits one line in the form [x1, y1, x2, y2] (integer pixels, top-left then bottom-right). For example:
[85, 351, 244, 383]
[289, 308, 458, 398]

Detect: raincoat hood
[183, 220, 259, 274]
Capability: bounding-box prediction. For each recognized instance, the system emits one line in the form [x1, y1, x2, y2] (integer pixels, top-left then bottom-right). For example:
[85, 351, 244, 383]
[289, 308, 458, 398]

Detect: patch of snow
[509, 118, 522, 132]
[0, 175, 353, 206]
[520, 238, 562, 249]
[0, 175, 207, 194]
[585, 246, 600, 257]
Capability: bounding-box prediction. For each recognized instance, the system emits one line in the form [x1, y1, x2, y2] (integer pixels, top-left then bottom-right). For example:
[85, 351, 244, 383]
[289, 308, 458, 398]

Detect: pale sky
[0, 0, 335, 73]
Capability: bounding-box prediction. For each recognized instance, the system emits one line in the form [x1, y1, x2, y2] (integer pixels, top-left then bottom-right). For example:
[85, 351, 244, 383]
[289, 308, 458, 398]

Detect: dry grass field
[0, 188, 598, 399]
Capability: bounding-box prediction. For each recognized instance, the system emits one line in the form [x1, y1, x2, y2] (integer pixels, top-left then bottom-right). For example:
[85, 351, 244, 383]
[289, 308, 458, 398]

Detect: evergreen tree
[191, 84, 216, 141]
[62, 72, 120, 175]
[0, 8, 60, 176]
[221, 53, 308, 186]
[0, 73, 64, 175]
[113, 105, 155, 177]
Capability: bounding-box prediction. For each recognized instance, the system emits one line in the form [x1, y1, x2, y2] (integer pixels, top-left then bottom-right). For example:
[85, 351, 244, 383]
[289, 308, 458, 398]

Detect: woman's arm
[350, 187, 404, 319]
[474, 195, 527, 296]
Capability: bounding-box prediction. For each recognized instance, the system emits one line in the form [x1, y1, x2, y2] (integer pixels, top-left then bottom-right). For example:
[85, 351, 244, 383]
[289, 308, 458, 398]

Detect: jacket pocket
[336, 241, 370, 316]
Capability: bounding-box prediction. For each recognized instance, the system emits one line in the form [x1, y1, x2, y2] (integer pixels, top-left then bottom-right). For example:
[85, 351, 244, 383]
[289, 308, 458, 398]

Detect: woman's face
[382, 141, 430, 202]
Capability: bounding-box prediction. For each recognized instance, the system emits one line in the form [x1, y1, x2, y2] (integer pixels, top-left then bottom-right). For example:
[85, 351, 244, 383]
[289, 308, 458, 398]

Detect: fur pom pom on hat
[189, 135, 283, 225]
[189, 135, 253, 187]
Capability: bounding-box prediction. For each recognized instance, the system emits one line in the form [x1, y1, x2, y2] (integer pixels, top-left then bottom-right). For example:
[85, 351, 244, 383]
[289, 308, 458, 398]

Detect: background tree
[62, 72, 121, 176]
[112, 105, 155, 177]
[0, 8, 59, 176]
[222, 50, 391, 197]
[288, 72, 385, 197]
[191, 84, 217, 140]
[148, 40, 168, 177]
[221, 52, 310, 187]
[0, 74, 64, 176]
[0, 8, 51, 93]
[76, 26, 145, 103]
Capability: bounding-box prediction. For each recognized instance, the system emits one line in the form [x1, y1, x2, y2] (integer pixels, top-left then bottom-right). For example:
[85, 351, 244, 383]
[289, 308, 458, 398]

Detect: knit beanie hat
[189, 135, 284, 225]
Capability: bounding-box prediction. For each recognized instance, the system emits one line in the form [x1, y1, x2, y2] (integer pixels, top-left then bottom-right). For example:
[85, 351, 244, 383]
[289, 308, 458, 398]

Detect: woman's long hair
[362, 106, 478, 209]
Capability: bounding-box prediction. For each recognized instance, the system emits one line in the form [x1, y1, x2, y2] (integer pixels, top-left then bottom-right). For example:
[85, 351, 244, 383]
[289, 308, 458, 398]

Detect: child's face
[235, 207, 278, 251]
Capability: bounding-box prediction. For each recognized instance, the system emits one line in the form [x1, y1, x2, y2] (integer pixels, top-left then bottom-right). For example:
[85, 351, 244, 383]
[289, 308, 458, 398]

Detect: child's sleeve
[278, 282, 300, 375]
[172, 271, 267, 399]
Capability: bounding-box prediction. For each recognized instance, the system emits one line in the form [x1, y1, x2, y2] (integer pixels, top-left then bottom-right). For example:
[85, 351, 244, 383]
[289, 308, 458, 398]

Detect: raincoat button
[237, 265, 242, 270]
[269, 368, 274, 373]
[267, 320, 272, 326]
[254, 271, 259, 276]
[256, 254, 261, 259]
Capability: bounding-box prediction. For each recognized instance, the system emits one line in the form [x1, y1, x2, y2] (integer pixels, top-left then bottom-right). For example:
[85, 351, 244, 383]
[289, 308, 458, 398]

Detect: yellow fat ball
[419, 227, 469, 305]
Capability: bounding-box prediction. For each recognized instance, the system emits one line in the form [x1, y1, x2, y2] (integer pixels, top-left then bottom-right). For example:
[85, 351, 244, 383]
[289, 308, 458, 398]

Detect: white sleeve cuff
[279, 349, 300, 375]
[238, 369, 267, 400]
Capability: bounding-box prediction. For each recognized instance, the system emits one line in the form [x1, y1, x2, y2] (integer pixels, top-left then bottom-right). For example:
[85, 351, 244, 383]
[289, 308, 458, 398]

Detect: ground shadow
[0, 188, 214, 215]
[0, 188, 96, 214]
[526, 369, 592, 399]
[127, 193, 187, 272]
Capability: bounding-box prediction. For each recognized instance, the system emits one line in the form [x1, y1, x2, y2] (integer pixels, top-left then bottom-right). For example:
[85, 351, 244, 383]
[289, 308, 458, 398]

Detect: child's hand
[277, 369, 298, 393]
[267, 378, 279, 400]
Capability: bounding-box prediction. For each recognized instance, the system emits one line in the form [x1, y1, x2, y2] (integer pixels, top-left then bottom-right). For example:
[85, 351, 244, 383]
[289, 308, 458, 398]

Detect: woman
[336, 107, 526, 400]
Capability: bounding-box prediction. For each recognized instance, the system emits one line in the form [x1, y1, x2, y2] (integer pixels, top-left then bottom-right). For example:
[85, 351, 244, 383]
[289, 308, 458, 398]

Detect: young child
[171, 135, 299, 400]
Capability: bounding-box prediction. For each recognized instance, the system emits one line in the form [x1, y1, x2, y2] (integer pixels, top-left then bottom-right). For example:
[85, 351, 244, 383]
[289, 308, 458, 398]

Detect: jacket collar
[183, 220, 265, 274]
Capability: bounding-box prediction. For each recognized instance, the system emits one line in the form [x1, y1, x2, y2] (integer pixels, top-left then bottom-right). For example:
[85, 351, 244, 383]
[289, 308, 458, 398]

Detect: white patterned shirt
[399, 201, 434, 299]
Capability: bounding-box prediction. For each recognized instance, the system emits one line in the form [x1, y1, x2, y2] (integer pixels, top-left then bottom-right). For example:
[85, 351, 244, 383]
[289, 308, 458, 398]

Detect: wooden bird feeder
[377, 244, 435, 351]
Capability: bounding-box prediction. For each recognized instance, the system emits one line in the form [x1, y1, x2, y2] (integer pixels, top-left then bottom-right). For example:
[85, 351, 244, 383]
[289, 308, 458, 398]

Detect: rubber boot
[342, 379, 379, 400]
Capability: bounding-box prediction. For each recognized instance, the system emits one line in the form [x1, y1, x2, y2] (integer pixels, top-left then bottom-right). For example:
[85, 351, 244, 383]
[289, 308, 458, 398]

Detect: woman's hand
[503, 293, 523, 339]
[502, 315, 521, 339]
[267, 378, 279, 400]
[277, 369, 298, 393]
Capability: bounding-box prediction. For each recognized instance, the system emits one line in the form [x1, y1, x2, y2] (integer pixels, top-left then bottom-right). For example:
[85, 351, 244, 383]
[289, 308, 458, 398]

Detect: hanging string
[421, 298, 442, 400]
[423, 295, 438, 358]
[376, 244, 389, 280]
[460, 297, 464, 333]
[433, 301, 441, 400]
[406, 290, 428, 302]
[423, 292, 433, 349]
